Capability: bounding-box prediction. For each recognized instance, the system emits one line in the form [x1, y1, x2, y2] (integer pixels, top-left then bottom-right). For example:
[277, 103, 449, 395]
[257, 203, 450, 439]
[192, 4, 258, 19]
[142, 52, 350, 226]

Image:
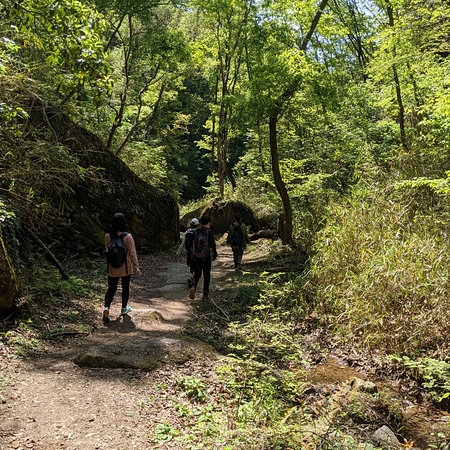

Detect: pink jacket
[105, 232, 140, 277]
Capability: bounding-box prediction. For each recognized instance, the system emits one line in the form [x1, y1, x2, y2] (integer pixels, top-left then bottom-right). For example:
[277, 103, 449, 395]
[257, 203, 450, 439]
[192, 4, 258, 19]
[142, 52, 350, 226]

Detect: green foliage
[304, 179, 450, 354]
[390, 356, 450, 405]
[4, 0, 111, 103]
[0, 255, 104, 356]
[0, 72, 103, 238]
[177, 376, 207, 402]
[27, 266, 87, 299]
[153, 423, 180, 442]
[1, 321, 40, 356]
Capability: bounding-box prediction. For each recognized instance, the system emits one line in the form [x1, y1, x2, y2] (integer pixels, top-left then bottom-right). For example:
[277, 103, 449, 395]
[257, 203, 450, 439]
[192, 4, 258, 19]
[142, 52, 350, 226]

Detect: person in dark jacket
[227, 214, 249, 271]
[189, 216, 217, 300]
[176, 218, 199, 288]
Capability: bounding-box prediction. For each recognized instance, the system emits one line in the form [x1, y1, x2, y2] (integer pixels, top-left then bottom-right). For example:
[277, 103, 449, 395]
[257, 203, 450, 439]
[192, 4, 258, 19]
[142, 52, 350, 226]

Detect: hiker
[227, 213, 250, 271]
[103, 212, 141, 324]
[176, 218, 199, 288]
[189, 216, 217, 300]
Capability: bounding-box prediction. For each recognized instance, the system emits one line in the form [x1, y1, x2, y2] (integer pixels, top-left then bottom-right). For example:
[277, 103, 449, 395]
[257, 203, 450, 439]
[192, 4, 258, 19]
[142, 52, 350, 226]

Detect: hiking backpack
[231, 223, 244, 246]
[184, 229, 194, 253]
[192, 228, 210, 259]
[105, 232, 128, 268]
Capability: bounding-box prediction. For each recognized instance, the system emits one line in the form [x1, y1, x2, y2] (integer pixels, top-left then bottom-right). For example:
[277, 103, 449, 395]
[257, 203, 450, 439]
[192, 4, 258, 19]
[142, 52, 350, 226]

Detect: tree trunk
[269, 113, 293, 244]
[106, 14, 133, 151]
[387, 6, 408, 152]
[265, 0, 329, 245]
[217, 102, 228, 198]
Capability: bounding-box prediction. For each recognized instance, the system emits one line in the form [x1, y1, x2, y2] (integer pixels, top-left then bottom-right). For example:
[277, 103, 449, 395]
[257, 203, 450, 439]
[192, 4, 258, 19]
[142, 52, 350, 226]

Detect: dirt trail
[0, 246, 236, 450]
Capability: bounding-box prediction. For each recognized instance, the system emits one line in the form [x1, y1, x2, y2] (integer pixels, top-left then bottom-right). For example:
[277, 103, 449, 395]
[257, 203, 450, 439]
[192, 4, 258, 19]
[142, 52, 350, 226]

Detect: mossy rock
[181, 200, 259, 234]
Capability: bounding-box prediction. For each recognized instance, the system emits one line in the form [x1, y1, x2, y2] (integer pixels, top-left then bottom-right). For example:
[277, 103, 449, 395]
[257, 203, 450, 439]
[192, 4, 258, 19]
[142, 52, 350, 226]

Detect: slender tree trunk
[210, 75, 219, 176]
[257, 122, 266, 173]
[267, 0, 329, 245]
[115, 82, 164, 157]
[217, 102, 228, 198]
[214, 0, 253, 196]
[269, 113, 293, 245]
[106, 15, 133, 151]
[387, 6, 408, 152]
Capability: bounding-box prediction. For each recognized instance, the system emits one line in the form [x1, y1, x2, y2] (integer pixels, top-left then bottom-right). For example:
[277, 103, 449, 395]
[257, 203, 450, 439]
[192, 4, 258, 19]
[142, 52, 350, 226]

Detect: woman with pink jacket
[103, 213, 141, 324]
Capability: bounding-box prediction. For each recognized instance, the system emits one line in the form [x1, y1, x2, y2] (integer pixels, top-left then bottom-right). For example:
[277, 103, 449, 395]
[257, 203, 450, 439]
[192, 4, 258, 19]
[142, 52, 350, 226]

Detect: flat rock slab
[74, 335, 220, 371]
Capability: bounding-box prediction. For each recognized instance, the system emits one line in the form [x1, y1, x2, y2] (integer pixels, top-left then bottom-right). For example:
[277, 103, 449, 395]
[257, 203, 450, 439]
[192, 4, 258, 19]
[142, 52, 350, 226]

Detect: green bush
[303, 181, 450, 354]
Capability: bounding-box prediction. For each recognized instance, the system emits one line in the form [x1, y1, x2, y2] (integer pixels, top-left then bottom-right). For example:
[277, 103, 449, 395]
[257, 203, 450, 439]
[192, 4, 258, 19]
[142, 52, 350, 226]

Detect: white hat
[190, 218, 199, 226]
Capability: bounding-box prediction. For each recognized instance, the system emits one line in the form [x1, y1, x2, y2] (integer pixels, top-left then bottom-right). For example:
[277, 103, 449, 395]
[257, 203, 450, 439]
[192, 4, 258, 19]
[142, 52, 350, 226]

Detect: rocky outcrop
[181, 199, 259, 234]
[74, 335, 220, 370]
[27, 104, 179, 253]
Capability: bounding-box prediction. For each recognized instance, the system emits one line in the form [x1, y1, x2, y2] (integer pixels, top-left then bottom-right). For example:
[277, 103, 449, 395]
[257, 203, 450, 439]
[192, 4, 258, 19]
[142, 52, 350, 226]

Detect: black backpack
[105, 232, 128, 268]
[184, 229, 194, 253]
[192, 228, 210, 259]
[231, 223, 244, 246]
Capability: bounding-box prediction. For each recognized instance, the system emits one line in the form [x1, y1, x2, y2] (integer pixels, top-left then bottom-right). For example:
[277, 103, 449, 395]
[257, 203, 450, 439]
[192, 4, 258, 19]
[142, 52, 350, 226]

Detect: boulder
[179, 205, 205, 232]
[181, 200, 259, 234]
[74, 335, 220, 370]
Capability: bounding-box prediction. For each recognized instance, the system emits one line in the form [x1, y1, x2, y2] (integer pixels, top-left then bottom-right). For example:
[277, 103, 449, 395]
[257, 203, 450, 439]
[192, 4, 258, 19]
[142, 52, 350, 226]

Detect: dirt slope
[0, 247, 236, 450]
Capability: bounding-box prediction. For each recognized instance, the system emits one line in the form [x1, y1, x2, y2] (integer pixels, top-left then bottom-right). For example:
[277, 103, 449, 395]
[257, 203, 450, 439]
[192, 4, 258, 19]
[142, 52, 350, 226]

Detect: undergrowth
[304, 181, 450, 356]
[181, 242, 398, 448]
[0, 254, 105, 355]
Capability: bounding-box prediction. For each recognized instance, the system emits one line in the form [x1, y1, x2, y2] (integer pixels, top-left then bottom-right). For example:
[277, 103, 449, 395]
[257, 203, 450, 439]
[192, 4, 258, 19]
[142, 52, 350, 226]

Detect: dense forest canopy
[1, 0, 450, 245]
[5, 3, 450, 445]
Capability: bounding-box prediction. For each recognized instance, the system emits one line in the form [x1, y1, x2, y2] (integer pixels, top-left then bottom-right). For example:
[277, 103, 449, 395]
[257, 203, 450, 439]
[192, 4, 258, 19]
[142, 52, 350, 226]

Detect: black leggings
[232, 246, 244, 268]
[104, 275, 131, 309]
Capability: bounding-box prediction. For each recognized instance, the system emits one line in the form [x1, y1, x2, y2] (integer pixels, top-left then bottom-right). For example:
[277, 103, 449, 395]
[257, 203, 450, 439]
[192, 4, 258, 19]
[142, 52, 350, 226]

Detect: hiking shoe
[121, 306, 132, 315]
[189, 287, 196, 299]
[102, 311, 110, 324]
[202, 293, 209, 300]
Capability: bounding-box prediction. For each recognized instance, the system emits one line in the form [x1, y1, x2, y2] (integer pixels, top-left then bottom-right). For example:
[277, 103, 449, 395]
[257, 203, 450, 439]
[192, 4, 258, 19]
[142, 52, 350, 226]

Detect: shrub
[303, 181, 450, 354]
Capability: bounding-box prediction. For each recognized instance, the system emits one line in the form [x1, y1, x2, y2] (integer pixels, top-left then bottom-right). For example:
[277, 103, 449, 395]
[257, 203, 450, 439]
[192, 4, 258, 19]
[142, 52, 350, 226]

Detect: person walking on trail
[227, 213, 250, 271]
[189, 216, 217, 300]
[176, 218, 199, 288]
[103, 212, 141, 324]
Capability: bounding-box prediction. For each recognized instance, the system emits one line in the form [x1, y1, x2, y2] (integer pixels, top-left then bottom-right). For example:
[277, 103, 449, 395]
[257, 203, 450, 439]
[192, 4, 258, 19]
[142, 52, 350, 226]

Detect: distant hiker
[176, 218, 199, 288]
[227, 213, 250, 271]
[103, 212, 141, 324]
[189, 216, 217, 300]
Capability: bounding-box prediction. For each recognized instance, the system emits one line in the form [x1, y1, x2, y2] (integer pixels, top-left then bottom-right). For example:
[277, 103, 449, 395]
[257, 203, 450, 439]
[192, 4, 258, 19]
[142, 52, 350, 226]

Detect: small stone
[350, 377, 378, 394]
[373, 425, 400, 447]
